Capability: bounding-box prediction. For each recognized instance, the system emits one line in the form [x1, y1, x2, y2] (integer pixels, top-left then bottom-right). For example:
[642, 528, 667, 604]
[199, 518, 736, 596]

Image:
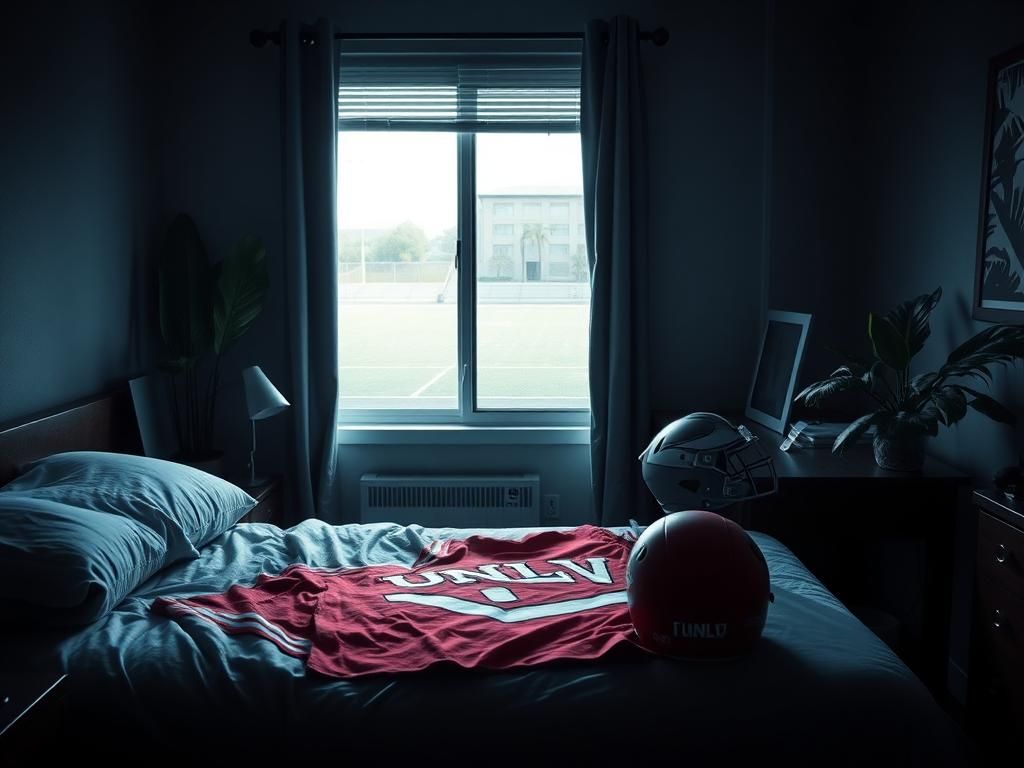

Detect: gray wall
[770, 0, 1024, 477]
[0, 1, 155, 424]
[151, 0, 770, 523]
[767, 0, 1024, 702]
[855, 0, 1024, 479]
[766, 0, 873, 385]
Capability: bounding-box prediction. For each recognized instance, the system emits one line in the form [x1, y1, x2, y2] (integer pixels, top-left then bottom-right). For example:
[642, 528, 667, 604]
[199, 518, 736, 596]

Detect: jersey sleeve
[152, 566, 327, 660]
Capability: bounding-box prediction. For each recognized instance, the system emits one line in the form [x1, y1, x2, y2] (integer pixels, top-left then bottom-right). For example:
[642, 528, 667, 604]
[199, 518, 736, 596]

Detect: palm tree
[519, 223, 548, 281]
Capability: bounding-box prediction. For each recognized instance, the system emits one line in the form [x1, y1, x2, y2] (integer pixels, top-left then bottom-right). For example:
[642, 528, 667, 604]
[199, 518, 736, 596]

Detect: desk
[652, 412, 971, 703]
[743, 418, 970, 703]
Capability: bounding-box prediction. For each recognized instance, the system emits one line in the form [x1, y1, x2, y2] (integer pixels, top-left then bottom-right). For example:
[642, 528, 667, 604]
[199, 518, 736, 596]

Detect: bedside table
[0, 668, 66, 762]
[236, 476, 283, 525]
[969, 489, 1024, 759]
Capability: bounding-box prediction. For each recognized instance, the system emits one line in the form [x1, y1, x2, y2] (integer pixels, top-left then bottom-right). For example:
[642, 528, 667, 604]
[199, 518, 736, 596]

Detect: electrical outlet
[542, 494, 560, 521]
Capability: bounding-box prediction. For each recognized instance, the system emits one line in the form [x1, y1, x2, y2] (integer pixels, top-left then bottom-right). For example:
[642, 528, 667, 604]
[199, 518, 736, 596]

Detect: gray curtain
[281, 19, 339, 522]
[581, 17, 652, 526]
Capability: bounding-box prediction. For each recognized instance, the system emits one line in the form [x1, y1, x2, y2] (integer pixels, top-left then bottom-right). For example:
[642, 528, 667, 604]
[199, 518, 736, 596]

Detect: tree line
[339, 222, 455, 263]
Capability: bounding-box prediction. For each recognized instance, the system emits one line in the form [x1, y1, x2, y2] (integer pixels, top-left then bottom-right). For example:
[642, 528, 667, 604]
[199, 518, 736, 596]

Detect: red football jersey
[153, 526, 636, 678]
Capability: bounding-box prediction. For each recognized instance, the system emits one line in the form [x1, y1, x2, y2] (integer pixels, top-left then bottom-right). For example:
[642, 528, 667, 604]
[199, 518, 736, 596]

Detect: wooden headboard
[0, 390, 142, 486]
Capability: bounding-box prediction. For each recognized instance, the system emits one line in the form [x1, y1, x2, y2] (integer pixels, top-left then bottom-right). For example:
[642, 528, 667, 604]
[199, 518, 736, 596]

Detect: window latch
[455, 239, 461, 270]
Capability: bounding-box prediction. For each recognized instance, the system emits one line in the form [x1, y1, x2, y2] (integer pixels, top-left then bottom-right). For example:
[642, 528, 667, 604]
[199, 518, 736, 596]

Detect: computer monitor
[744, 310, 812, 434]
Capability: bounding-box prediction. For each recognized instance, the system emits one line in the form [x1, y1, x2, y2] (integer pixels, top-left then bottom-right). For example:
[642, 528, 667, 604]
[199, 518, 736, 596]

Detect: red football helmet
[626, 510, 773, 658]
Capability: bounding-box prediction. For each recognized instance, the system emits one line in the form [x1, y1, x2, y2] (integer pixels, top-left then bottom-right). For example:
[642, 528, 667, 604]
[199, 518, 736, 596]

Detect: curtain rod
[249, 27, 670, 48]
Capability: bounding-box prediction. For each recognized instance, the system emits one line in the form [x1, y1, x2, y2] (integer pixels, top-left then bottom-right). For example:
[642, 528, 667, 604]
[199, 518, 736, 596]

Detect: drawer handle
[993, 608, 1003, 630]
[996, 544, 1008, 564]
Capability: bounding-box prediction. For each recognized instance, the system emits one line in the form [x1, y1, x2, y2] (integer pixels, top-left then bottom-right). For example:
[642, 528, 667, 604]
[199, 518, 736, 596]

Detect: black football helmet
[639, 413, 777, 512]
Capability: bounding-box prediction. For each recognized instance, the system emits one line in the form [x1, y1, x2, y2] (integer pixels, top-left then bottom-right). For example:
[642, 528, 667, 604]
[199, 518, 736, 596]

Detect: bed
[0, 392, 964, 762]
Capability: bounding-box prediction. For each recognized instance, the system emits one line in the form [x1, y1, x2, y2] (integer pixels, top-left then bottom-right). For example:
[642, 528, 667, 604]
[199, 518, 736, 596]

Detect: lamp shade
[242, 366, 290, 420]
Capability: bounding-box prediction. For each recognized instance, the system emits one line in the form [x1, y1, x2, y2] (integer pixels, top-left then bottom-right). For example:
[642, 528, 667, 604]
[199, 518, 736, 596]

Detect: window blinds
[337, 49, 582, 132]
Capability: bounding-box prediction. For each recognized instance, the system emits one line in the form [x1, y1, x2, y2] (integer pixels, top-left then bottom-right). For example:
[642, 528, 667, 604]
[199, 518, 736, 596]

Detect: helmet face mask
[640, 413, 777, 512]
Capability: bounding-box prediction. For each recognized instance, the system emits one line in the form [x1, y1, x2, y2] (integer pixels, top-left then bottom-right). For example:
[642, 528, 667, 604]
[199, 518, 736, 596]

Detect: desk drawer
[978, 511, 1024, 599]
[973, 575, 1024, 738]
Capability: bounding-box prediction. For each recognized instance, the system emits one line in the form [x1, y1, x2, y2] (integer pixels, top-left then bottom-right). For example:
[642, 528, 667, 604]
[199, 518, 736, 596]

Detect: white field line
[339, 365, 587, 370]
[410, 365, 455, 398]
[339, 395, 590, 401]
[339, 365, 450, 369]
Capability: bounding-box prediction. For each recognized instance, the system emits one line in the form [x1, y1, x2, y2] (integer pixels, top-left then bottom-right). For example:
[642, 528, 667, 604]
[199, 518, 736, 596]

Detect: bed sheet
[44, 520, 961, 762]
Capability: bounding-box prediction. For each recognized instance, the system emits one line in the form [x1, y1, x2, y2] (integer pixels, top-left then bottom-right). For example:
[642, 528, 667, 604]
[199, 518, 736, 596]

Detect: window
[337, 133, 458, 411]
[336, 42, 588, 423]
[549, 202, 570, 220]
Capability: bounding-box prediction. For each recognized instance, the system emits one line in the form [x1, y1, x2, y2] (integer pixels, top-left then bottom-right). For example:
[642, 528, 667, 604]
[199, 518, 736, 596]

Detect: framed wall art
[974, 42, 1024, 323]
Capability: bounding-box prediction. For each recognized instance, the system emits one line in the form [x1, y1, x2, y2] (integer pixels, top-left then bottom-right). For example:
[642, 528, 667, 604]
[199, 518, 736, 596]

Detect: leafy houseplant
[795, 287, 1024, 471]
[158, 214, 268, 468]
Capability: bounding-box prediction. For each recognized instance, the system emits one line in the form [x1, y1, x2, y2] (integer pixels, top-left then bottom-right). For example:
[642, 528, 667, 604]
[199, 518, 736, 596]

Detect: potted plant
[158, 213, 268, 473]
[795, 287, 1024, 471]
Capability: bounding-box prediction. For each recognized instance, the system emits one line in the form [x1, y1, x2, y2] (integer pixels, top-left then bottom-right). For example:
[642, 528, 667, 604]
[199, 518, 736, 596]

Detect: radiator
[359, 473, 540, 527]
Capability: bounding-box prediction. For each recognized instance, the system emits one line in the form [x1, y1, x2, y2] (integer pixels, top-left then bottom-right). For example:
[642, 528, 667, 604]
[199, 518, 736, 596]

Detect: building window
[547, 262, 571, 279]
[336, 44, 588, 422]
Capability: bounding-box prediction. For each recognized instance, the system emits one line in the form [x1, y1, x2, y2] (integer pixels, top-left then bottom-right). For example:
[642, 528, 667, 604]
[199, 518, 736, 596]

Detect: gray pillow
[0, 495, 169, 626]
[3, 451, 257, 556]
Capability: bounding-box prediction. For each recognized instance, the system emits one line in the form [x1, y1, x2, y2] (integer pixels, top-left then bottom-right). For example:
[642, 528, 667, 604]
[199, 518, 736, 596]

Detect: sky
[337, 132, 584, 236]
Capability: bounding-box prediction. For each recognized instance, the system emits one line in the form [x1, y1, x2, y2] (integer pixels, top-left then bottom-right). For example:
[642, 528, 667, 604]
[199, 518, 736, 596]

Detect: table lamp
[242, 365, 290, 486]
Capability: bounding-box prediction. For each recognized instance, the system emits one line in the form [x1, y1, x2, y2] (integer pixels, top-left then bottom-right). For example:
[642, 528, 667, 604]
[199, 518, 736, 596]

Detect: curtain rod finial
[650, 27, 669, 46]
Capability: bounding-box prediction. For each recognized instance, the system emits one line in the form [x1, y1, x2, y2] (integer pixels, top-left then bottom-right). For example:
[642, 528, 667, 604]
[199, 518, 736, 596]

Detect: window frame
[338, 131, 589, 427]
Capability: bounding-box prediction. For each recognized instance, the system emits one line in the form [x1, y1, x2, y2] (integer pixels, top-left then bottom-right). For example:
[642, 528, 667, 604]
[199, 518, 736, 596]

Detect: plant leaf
[903, 407, 941, 436]
[833, 411, 889, 455]
[884, 287, 942, 359]
[824, 344, 873, 375]
[941, 325, 1024, 382]
[909, 372, 938, 395]
[158, 214, 213, 364]
[213, 236, 269, 354]
[931, 386, 968, 426]
[869, 313, 911, 371]
[960, 386, 1017, 425]
[794, 373, 866, 407]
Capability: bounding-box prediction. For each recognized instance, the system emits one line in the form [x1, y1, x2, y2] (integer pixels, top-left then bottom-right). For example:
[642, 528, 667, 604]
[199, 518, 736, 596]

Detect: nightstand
[969, 489, 1024, 759]
[236, 476, 283, 525]
[0, 669, 66, 762]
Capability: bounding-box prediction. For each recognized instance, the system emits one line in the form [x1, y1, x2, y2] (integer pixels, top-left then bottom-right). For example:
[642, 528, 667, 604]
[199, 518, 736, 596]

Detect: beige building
[477, 188, 587, 282]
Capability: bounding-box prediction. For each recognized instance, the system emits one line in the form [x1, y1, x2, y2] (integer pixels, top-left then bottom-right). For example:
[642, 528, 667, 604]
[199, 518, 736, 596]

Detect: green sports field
[339, 303, 589, 410]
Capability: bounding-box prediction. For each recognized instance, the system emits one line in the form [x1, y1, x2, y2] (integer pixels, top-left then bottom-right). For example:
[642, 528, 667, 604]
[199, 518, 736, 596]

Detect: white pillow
[0, 495, 170, 626]
[2, 451, 257, 555]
